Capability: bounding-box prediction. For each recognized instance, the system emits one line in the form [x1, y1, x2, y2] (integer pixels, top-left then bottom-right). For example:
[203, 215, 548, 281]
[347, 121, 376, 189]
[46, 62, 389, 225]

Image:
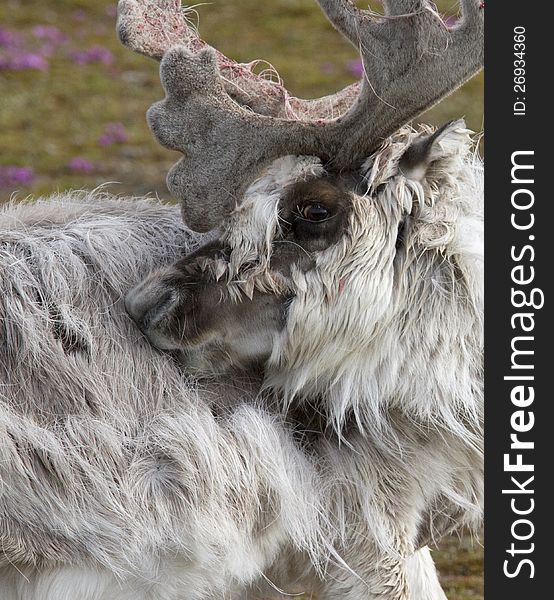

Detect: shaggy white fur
[0, 195, 324, 599]
[121, 123, 484, 599]
[237, 124, 483, 598]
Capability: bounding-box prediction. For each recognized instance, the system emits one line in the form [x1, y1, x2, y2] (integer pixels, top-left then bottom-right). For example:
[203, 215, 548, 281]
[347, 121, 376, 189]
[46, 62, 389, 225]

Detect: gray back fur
[0, 194, 326, 599]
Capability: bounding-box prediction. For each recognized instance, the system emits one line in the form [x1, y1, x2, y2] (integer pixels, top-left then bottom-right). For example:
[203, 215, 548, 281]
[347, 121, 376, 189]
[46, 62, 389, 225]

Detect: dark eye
[215, 249, 230, 262]
[300, 204, 330, 222]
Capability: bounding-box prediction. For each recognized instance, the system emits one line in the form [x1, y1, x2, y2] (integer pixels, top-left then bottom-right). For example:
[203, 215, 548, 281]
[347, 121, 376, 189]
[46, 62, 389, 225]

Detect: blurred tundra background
[0, 2, 483, 597]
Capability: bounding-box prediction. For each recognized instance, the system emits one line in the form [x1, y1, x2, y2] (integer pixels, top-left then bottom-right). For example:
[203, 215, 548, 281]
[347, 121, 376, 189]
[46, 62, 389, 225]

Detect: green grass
[0, 3, 483, 597]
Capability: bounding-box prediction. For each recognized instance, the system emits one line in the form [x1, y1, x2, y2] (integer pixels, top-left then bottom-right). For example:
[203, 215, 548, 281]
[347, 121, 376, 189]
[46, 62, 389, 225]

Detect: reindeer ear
[398, 119, 472, 182]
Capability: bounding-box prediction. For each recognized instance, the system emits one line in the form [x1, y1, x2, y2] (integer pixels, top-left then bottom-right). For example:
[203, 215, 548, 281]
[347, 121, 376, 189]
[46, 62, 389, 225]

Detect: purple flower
[88, 46, 114, 65]
[70, 45, 114, 66]
[68, 157, 95, 174]
[346, 59, 364, 78]
[32, 25, 67, 45]
[105, 5, 118, 18]
[97, 135, 112, 147]
[98, 122, 129, 146]
[0, 52, 49, 71]
[0, 28, 22, 49]
[0, 166, 36, 188]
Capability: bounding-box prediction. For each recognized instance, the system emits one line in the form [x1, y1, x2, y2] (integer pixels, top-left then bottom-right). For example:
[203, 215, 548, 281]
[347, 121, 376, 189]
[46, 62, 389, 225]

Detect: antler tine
[313, 0, 483, 164]
[117, 0, 192, 60]
[117, 0, 291, 117]
[456, 0, 485, 38]
[147, 46, 325, 232]
[314, 1, 430, 47]
[310, 0, 367, 45]
[117, 0, 359, 119]
[460, 0, 485, 23]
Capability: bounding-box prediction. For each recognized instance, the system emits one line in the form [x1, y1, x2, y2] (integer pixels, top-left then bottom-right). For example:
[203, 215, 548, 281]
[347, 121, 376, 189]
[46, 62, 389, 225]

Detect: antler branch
[117, 0, 358, 119]
[118, 1, 483, 232]
[147, 47, 323, 231]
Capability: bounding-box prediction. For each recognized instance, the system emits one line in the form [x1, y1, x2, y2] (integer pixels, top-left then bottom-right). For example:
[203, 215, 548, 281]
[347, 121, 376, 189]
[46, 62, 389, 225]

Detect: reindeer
[121, 0, 484, 597]
[0, 1, 483, 598]
[0, 190, 460, 600]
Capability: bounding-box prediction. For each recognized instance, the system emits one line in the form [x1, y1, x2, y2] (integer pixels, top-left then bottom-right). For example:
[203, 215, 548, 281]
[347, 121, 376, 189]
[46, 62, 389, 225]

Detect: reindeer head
[122, 1, 483, 427]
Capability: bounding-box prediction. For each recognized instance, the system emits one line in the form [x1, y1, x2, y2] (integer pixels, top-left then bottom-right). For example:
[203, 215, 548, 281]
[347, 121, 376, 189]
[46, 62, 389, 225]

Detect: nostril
[125, 284, 178, 332]
[142, 290, 177, 329]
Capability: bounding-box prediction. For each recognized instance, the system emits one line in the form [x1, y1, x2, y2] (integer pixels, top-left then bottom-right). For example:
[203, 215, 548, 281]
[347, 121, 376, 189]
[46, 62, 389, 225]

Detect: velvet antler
[117, 1, 483, 232]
